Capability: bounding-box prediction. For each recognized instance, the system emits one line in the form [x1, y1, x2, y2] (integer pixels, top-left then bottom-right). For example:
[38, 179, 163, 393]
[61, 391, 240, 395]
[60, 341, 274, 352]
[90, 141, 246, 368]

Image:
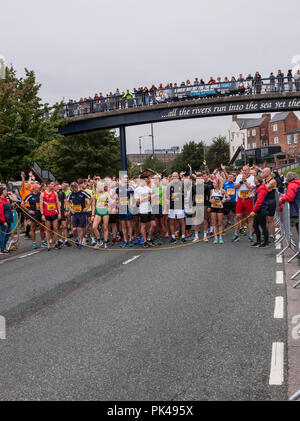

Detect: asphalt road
[0, 236, 287, 401]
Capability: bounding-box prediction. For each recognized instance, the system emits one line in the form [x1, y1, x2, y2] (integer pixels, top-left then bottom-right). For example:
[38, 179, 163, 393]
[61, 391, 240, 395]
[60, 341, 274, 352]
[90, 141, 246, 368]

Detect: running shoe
[129, 241, 134, 248]
[82, 238, 89, 245]
[219, 237, 224, 244]
[76, 244, 83, 249]
[2, 249, 9, 254]
[170, 238, 177, 244]
[259, 242, 270, 248]
[192, 236, 199, 243]
[104, 242, 108, 249]
[41, 241, 48, 248]
[54, 244, 61, 250]
[47, 246, 51, 252]
[142, 242, 149, 248]
[111, 238, 116, 246]
[90, 238, 97, 246]
[213, 238, 219, 244]
[181, 237, 186, 243]
[58, 239, 64, 246]
[156, 237, 163, 245]
[64, 240, 72, 247]
[120, 241, 128, 248]
[32, 243, 38, 250]
[95, 240, 103, 248]
[248, 234, 254, 242]
[251, 242, 261, 248]
[134, 238, 140, 246]
[203, 236, 209, 243]
[165, 232, 169, 239]
[232, 234, 239, 243]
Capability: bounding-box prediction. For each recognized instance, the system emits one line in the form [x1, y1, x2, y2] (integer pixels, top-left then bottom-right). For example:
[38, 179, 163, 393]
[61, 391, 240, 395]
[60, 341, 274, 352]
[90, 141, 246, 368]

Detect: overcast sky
[1, 0, 300, 153]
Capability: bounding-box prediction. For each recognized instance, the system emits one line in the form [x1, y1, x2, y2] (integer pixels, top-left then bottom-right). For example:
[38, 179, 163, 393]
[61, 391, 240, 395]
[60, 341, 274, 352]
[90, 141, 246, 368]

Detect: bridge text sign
[160, 98, 300, 120]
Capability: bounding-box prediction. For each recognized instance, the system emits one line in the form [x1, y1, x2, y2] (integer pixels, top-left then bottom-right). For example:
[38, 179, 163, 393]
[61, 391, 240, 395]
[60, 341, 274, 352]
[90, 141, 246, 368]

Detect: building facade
[229, 111, 300, 160]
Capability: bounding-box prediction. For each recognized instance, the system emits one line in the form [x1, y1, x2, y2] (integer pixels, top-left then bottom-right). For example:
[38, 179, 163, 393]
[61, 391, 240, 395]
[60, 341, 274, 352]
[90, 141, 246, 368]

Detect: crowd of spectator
[63, 69, 300, 117]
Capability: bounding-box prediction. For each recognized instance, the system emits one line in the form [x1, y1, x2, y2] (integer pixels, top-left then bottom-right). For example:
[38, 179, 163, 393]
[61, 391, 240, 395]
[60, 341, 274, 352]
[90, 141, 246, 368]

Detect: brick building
[229, 111, 300, 160]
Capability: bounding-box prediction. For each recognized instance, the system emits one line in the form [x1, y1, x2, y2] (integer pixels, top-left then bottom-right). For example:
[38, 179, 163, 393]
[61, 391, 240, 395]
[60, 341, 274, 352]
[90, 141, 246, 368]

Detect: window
[274, 137, 279, 144]
[252, 129, 256, 136]
[252, 143, 256, 149]
[232, 146, 235, 153]
[288, 135, 292, 145]
[247, 130, 250, 137]
[273, 124, 278, 132]
[294, 134, 298, 144]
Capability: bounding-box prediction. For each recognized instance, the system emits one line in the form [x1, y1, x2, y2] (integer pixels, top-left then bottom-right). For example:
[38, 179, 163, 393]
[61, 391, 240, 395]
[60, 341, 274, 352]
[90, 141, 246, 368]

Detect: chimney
[232, 115, 238, 122]
[262, 113, 271, 122]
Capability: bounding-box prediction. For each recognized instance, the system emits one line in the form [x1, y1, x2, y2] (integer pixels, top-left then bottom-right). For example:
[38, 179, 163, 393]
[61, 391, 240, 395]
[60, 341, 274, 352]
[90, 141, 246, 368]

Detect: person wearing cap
[23, 184, 47, 249]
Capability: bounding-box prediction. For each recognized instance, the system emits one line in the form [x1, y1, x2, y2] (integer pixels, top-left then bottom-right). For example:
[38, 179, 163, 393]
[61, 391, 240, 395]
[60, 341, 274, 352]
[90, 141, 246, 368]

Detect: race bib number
[152, 197, 160, 206]
[140, 194, 148, 202]
[227, 189, 235, 196]
[195, 196, 204, 204]
[73, 205, 82, 212]
[240, 191, 250, 199]
[119, 198, 128, 206]
[212, 200, 222, 208]
[36, 203, 40, 210]
[97, 201, 107, 208]
[47, 204, 56, 211]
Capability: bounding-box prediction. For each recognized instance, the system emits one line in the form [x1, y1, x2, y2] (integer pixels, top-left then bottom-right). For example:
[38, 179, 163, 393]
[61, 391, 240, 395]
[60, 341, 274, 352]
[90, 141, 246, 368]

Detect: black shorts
[109, 214, 118, 224]
[140, 213, 151, 224]
[45, 214, 58, 222]
[223, 202, 236, 216]
[72, 213, 87, 228]
[29, 212, 42, 224]
[210, 208, 224, 214]
[267, 203, 276, 217]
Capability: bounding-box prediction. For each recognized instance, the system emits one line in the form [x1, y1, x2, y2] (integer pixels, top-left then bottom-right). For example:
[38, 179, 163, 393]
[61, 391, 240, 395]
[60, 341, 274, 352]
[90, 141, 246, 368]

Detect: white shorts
[168, 209, 185, 220]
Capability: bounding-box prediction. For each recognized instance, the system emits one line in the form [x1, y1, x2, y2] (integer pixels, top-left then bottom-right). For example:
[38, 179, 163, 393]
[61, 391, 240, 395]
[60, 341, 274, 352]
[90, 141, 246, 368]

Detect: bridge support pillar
[120, 126, 127, 171]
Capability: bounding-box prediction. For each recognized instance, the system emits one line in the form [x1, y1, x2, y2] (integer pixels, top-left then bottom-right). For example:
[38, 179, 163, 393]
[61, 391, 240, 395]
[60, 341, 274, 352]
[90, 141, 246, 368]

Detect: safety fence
[275, 193, 300, 287]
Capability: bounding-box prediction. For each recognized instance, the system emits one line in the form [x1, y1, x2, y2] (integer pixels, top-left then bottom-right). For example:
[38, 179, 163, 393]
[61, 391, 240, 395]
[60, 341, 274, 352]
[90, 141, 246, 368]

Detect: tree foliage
[0, 66, 64, 181]
[170, 141, 206, 173]
[35, 129, 123, 182]
[206, 136, 230, 170]
[142, 156, 166, 174]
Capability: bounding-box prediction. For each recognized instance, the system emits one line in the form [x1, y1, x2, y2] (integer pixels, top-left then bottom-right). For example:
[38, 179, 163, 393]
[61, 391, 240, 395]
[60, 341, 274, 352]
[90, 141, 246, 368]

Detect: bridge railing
[61, 76, 300, 118]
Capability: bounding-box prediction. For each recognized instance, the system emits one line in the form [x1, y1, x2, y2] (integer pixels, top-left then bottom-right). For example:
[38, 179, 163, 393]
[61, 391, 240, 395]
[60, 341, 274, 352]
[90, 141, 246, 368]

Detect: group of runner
[0, 163, 284, 253]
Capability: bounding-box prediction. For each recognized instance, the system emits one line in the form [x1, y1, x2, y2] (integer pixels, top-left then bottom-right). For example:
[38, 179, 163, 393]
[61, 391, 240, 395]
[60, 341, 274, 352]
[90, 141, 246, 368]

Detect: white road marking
[276, 243, 282, 250]
[276, 256, 283, 264]
[274, 297, 284, 319]
[123, 255, 140, 265]
[276, 271, 284, 285]
[269, 342, 284, 385]
[18, 251, 40, 259]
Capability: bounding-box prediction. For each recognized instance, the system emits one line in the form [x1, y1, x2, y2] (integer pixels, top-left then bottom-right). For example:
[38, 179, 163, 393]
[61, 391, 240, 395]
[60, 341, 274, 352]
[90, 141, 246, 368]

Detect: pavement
[0, 233, 289, 401]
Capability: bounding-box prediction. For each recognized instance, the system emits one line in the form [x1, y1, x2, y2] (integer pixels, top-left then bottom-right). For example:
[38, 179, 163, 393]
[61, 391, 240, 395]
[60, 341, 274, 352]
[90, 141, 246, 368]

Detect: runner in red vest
[40, 181, 61, 250]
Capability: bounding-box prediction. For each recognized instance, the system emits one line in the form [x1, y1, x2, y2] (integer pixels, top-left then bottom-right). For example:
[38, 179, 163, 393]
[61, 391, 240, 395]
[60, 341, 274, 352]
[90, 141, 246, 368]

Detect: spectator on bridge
[269, 72, 276, 92]
[193, 77, 199, 86]
[294, 70, 300, 91]
[208, 77, 216, 84]
[114, 89, 121, 109]
[276, 70, 284, 92]
[123, 89, 134, 108]
[253, 72, 263, 94]
[224, 76, 230, 84]
[200, 78, 205, 85]
[287, 69, 294, 92]
[237, 74, 245, 94]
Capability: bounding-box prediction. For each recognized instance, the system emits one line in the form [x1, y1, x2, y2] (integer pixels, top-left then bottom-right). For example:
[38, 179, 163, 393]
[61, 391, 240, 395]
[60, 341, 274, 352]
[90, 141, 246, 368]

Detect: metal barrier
[275, 191, 300, 288]
[289, 389, 300, 401]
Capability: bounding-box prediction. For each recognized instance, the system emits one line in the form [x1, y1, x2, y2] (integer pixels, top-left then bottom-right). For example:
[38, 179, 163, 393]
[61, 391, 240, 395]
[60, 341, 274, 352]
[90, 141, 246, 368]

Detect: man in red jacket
[279, 172, 300, 232]
[250, 175, 270, 248]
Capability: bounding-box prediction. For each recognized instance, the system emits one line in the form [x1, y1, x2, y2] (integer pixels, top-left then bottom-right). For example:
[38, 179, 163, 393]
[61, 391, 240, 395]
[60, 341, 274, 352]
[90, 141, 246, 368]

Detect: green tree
[206, 136, 229, 170]
[170, 141, 206, 173]
[0, 66, 64, 181]
[35, 129, 123, 182]
[142, 156, 165, 174]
